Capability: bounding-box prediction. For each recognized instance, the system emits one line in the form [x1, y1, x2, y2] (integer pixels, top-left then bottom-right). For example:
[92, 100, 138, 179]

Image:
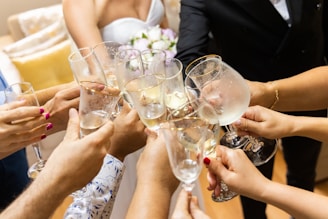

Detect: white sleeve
[64, 154, 125, 219]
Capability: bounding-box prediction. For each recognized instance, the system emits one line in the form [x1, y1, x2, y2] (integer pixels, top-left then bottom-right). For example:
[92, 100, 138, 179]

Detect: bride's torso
[99, 0, 164, 44]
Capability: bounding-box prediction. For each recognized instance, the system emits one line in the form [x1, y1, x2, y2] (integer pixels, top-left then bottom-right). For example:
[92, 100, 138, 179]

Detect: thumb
[189, 197, 210, 218]
[63, 108, 80, 141]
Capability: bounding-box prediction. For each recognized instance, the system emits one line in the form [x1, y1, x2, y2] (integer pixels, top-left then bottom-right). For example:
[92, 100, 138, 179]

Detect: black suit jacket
[176, 0, 328, 82]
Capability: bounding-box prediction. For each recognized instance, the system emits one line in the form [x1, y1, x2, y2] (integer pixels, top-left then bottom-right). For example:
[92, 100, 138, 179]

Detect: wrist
[267, 81, 279, 110]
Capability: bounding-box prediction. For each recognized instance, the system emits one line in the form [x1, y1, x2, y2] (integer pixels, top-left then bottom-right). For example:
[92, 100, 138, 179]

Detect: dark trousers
[0, 149, 30, 210]
[241, 109, 325, 219]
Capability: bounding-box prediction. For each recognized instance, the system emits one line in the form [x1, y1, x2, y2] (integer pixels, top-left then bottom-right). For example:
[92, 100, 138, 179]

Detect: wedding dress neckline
[100, 0, 164, 44]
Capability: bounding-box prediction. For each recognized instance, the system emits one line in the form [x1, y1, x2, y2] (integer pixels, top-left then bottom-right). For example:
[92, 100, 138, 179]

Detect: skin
[0, 108, 115, 219]
[248, 66, 328, 111]
[204, 146, 328, 219]
[109, 100, 147, 161]
[125, 129, 179, 219]
[62, 0, 168, 48]
[0, 100, 50, 158]
[171, 190, 211, 219]
[233, 105, 328, 143]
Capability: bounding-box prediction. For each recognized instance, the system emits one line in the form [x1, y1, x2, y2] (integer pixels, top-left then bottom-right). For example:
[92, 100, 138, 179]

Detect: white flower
[147, 25, 162, 41]
[129, 25, 178, 56]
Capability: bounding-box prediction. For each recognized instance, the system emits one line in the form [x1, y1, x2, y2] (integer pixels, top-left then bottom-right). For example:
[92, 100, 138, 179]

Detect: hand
[247, 80, 276, 108]
[232, 105, 293, 139]
[171, 190, 211, 219]
[136, 128, 179, 193]
[108, 100, 147, 161]
[38, 108, 114, 194]
[43, 85, 80, 134]
[204, 146, 269, 199]
[0, 100, 50, 158]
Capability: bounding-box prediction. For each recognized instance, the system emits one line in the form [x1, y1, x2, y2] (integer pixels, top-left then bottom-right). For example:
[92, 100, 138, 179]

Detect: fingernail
[44, 113, 50, 120]
[41, 134, 47, 140]
[234, 119, 241, 126]
[46, 123, 53, 130]
[203, 157, 211, 165]
[39, 108, 44, 114]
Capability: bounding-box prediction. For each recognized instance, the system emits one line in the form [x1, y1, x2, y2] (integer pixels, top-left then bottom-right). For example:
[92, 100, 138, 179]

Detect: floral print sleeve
[64, 154, 125, 219]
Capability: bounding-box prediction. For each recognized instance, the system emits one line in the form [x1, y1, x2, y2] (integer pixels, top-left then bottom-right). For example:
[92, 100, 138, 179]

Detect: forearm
[36, 82, 75, 105]
[270, 66, 328, 111]
[0, 172, 68, 219]
[126, 183, 173, 219]
[259, 180, 328, 219]
[289, 116, 328, 143]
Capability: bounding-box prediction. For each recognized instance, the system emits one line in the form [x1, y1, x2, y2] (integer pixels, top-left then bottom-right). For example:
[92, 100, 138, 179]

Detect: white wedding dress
[103, 1, 204, 218]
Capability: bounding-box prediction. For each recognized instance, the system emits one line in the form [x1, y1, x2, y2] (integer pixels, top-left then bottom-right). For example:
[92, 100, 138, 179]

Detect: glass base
[220, 132, 249, 149]
[243, 137, 278, 166]
[27, 159, 46, 179]
[211, 181, 238, 202]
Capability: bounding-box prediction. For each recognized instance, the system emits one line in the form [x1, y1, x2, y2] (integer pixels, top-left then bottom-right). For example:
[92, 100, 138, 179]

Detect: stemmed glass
[185, 55, 250, 202]
[160, 99, 213, 191]
[5, 82, 47, 179]
[71, 80, 119, 198]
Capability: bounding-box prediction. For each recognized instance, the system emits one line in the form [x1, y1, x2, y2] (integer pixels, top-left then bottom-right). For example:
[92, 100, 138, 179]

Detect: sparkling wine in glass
[160, 117, 210, 192]
[5, 82, 47, 179]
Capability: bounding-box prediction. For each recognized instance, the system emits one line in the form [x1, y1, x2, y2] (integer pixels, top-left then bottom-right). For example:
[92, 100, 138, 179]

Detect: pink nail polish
[39, 108, 45, 114]
[46, 123, 53, 130]
[41, 134, 47, 140]
[203, 157, 211, 165]
[44, 113, 50, 120]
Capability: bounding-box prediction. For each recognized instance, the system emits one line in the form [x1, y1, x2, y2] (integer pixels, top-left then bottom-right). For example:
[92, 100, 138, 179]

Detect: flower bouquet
[129, 25, 178, 59]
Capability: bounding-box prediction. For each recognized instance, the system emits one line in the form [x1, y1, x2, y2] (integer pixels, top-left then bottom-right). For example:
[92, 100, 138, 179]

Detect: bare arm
[249, 66, 328, 111]
[62, 0, 104, 48]
[204, 146, 328, 219]
[126, 129, 179, 219]
[234, 105, 328, 143]
[0, 108, 114, 219]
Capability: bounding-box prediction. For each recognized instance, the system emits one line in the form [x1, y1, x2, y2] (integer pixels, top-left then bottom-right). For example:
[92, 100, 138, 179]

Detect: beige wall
[0, 0, 61, 36]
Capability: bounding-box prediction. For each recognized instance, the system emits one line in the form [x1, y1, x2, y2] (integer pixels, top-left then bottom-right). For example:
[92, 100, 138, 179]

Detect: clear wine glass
[5, 82, 46, 179]
[160, 99, 213, 192]
[72, 80, 119, 198]
[114, 48, 145, 105]
[185, 55, 251, 202]
[243, 137, 278, 166]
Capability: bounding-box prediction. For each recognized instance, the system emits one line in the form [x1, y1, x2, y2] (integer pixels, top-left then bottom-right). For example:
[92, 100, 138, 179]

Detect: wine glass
[5, 82, 46, 179]
[114, 48, 145, 105]
[72, 80, 118, 197]
[185, 55, 251, 201]
[93, 41, 125, 117]
[68, 47, 107, 85]
[93, 41, 123, 89]
[162, 57, 189, 113]
[243, 137, 278, 166]
[124, 74, 167, 131]
[160, 99, 212, 191]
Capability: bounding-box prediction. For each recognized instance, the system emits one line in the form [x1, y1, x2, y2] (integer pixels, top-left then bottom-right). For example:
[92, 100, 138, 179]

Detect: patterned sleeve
[64, 154, 125, 219]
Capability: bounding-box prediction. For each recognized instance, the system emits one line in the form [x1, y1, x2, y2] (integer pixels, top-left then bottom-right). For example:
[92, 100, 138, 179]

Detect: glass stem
[31, 143, 43, 163]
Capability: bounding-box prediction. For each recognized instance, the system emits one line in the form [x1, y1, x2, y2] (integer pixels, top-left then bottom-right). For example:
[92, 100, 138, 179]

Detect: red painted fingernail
[46, 123, 53, 130]
[41, 134, 47, 140]
[203, 157, 211, 165]
[44, 113, 50, 120]
[40, 108, 44, 114]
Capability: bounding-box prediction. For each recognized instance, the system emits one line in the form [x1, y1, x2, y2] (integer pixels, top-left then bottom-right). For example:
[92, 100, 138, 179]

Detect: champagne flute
[159, 117, 208, 192]
[125, 74, 167, 131]
[5, 82, 46, 179]
[72, 80, 118, 198]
